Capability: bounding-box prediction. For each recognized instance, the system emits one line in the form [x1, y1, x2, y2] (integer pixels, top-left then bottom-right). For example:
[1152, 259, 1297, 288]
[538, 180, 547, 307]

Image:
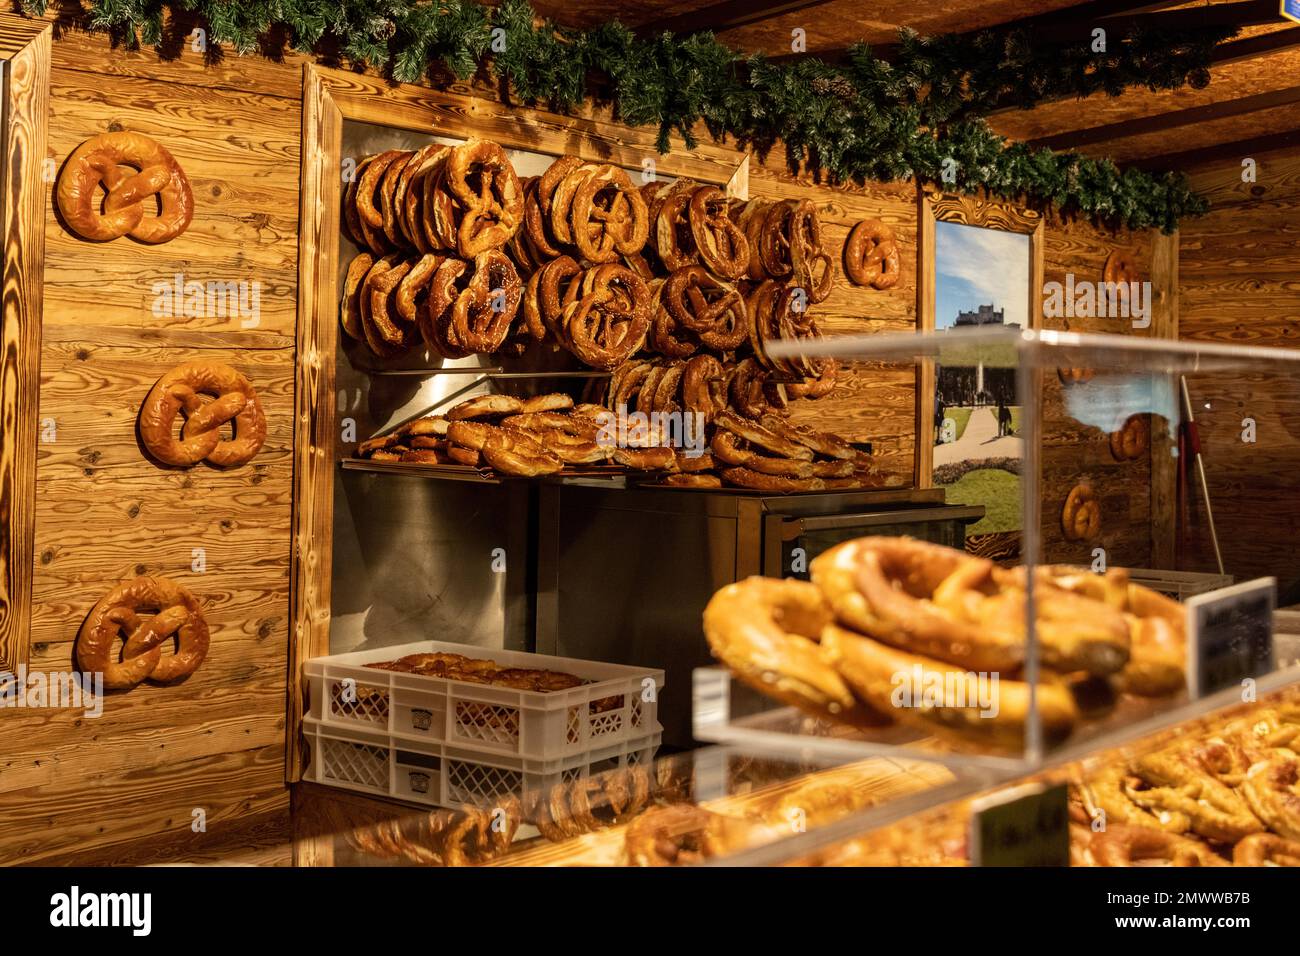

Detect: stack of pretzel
[703, 537, 1193, 751]
[341, 139, 525, 358]
[1072, 705, 1300, 866]
[524, 765, 657, 842]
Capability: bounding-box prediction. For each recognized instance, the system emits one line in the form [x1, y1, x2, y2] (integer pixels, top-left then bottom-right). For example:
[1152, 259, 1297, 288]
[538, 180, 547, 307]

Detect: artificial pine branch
[21, 0, 1227, 229]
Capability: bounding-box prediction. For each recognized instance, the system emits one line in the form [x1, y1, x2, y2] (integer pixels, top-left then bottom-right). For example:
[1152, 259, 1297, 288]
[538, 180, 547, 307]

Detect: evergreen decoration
[27, 0, 1238, 230]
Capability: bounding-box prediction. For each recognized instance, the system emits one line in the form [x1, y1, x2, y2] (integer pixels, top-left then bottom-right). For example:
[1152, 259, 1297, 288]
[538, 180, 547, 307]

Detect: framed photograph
[918, 192, 1043, 559]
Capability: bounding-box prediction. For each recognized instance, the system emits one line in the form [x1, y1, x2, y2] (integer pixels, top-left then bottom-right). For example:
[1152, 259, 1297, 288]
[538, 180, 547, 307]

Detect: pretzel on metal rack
[688, 185, 749, 280]
[76, 576, 210, 690]
[655, 180, 701, 272]
[562, 263, 653, 369]
[139, 361, 267, 468]
[445, 139, 524, 257]
[662, 265, 748, 350]
[448, 250, 522, 354]
[570, 164, 649, 263]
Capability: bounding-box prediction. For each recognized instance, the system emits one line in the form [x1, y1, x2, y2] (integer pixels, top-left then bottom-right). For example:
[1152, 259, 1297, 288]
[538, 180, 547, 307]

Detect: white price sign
[1186, 577, 1276, 698]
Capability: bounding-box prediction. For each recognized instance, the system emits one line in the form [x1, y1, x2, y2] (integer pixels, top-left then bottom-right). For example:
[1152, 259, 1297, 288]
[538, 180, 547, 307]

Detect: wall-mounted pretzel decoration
[76, 576, 210, 691]
[138, 361, 267, 468]
[1103, 249, 1139, 287]
[56, 131, 194, 244]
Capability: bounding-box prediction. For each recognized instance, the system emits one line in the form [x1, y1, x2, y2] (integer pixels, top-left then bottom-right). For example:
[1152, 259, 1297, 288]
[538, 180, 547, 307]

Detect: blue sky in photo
[935, 220, 1030, 330]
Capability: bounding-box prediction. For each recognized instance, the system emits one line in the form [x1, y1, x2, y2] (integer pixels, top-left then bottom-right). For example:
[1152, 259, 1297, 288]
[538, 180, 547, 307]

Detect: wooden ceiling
[525, 0, 1300, 172]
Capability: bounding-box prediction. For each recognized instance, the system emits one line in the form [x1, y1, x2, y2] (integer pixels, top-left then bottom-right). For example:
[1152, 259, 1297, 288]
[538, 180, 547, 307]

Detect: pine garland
[27, 0, 1236, 231]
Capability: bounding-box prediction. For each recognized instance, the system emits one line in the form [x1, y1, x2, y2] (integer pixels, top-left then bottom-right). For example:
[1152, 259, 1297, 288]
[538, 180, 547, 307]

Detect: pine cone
[811, 75, 855, 99]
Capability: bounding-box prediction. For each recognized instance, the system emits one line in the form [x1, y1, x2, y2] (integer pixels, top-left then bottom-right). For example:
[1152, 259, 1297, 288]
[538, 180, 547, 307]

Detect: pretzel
[844, 219, 900, 290]
[1088, 824, 1226, 867]
[76, 576, 209, 690]
[712, 432, 817, 477]
[57, 132, 194, 244]
[1234, 832, 1300, 866]
[612, 446, 678, 471]
[661, 265, 748, 351]
[445, 140, 523, 257]
[714, 411, 813, 461]
[786, 201, 834, 302]
[821, 622, 1080, 749]
[681, 354, 725, 423]
[688, 185, 749, 280]
[649, 287, 700, 359]
[448, 394, 525, 421]
[720, 467, 825, 492]
[570, 165, 649, 263]
[447, 420, 564, 476]
[1103, 248, 1140, 287]
[736, 198, 773, 280]
[1240, 752, 1300, 840]
[396, 252, 443, 323]
[421, 256, 473, 358]
[812, 538, 1131, 676]
[449, 250, 522, 354]
[398, 144, 447, 252]
[356, 150, 404, 231]
[625, 803, 768, 866]
[1127, 747, 1263, 844]
[1110, 413, 1150, 461]
[662, 473, 722, 487]
[563, 264, 652, 369]
[379, 150, 414, 248]
[655, 181, 701, 272]
[759, 413, 855, 460]
[1025, 566, 1186, 696]
[786, 358, 838, 399]
[1058, 367, 1094, 385]
[759, 200, 824, 280]
[1062, 483, 1102, 541]
[139, 361, 267, 468]
[363, 257, 418, 357]
[340, 252, 375, 341]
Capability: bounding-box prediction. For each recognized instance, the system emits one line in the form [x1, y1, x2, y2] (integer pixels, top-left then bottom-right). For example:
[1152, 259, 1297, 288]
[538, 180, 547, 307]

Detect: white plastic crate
[304, 641, 663, 762]
[303, 716, 661, 809]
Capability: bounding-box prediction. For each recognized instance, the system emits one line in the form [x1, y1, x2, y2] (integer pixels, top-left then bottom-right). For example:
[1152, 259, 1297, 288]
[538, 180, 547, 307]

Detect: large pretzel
[76, 576, 209, 690]
[445, 140, 523, 257]
[57, 132, 194, 244]
[562, 264, 652, 369]
[138, 361, 267, 468]
[844, 218, 900, 290]
[570, 165, 649, 263]
[449, 250, 522, 354]
[688, 185, 749, 280]
[1110, 413, 1150, 461]
[662, 266, 747, 350]
[1062, 483, 1102, 541]
[1103, 248, 1140, 286]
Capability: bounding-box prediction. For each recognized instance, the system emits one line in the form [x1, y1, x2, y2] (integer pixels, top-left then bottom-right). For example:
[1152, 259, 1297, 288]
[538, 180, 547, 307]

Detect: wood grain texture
[45, 70, 300, 335]
[1179, 149, 1300, 600]
[0, 19, 50, 674]
[0, 27, 298, 865]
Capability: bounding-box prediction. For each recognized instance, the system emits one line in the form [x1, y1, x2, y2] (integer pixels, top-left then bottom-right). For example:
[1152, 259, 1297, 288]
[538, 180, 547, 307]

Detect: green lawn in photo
[939, 467, 1021, 534]
[941, 406, 974, 441]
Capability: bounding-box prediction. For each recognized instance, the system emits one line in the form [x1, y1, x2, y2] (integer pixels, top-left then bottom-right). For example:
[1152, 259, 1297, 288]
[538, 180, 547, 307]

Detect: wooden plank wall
[1038, 216, 1158, 569]
[0, 25, 301, 865]
[1179, 144, 1300, 602]
[0, 18, 1152, 864]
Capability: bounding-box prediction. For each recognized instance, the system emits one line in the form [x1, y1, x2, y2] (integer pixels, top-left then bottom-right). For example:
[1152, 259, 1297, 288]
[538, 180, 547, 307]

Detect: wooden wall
[1179, 144, 1300, 602]
[1038, 216, 1161, 569]
[0, 16, 1160, 865]
[0, 24, 301, 865]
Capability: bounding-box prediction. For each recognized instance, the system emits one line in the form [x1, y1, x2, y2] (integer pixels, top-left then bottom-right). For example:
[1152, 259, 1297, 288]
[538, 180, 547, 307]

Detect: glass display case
[691, 328, 1300, 828]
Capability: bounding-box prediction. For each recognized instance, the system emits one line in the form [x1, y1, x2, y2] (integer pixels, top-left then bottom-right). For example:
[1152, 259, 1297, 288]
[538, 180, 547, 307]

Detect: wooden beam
[1027, 84, 1300, 150]
[774, 0, 1275, 64]
[640, 0, 837, 36]
[1127, 127, 1300, 170]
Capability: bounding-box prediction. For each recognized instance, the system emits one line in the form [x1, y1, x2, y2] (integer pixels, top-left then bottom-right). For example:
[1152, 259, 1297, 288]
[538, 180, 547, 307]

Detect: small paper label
[968, 782, 1070, 867]
[1186, 577, 1276, 698]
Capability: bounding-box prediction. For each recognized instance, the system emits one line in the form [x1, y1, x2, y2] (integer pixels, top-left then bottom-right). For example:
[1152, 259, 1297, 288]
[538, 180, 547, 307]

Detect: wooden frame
[0, 17, 50, 675]
[288, 63, 750, 782]
[915, 188, 1044, 488]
